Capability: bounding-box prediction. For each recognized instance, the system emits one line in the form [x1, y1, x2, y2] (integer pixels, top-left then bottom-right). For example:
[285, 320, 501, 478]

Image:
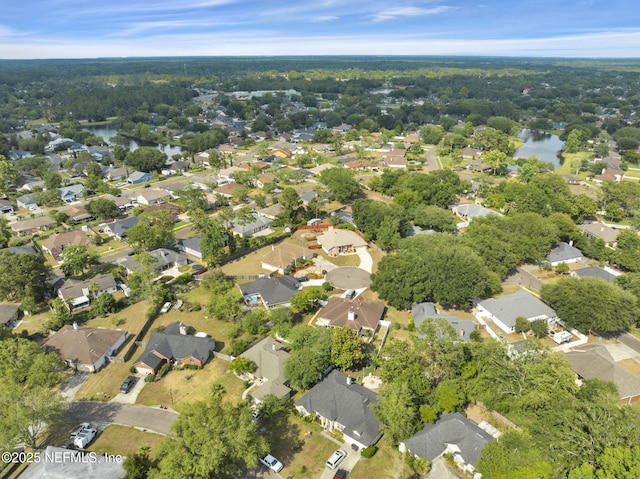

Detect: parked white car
[160, 302, 172, 313]
[73, 426, 97, 449]
[260, 454, 284, 472]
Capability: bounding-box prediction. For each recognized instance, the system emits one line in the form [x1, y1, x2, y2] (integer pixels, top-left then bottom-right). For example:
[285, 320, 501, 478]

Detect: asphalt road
[424, 145, 439, 171]
[616, 331, 640, 355]
[68, 401, 178, 436]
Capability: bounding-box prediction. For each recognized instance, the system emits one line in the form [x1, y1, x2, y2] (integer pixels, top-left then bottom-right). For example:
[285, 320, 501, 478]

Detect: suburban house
[295, 370, 382, 450]
[578, 223, 620, 245]
[0, 303, 21, 328]
[56, 273, 119, 310]
[168, 160, 189, 174]
[258, 203, 283, 220]
[573, 265, 617, 283]
[261, 243, 312, 274]
[133, 321, 215, 375]
[0, 199, 14, 214]
[137, 188, 172, 206]
[545, 242, 583, 266]
[231, 211, 273, 238]
[399, 413, 495, 477]
[239, 276, 301, 309]
[475, 289, 558, 334]
[315, 297, 385, 334]
[16, 193, 37, 210]
[11, 216, 57, 235]
[106, 166, 129, 181]
[178, 234, 204, 260]
[593, 167, 624, 183]
[316, 228, 368, 256]
[218, 166, 244, 183]
[412, 302, 476, 341]
[240, 337, 292, 403]
[213, 182, 246, 199]
[0, 244, 38, 255]
[256, 173, 276, 189]
[565, 345, 640, 404]
[344, 159, 372, 170]
[103, 216, 139, 240]
[382, 150, 408, 168]
[42, 323, 128, 372]
[127, 171, 153, 184]
[453, 203, 501, 222]
[61, 205, 93, 222]
[120, 248, 188, 276]
[59, 184, 85, 203]
[461, 147, 482, 160]
[41, 230, 94, 260]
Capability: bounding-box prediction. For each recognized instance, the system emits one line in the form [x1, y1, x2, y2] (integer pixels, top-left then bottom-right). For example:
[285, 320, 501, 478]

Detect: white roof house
[475, 289, 557, 334]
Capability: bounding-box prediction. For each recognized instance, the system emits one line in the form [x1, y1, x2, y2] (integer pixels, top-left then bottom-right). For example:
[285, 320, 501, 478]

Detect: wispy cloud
[311, 15, 339, 22]
[372, 6, 454, 22]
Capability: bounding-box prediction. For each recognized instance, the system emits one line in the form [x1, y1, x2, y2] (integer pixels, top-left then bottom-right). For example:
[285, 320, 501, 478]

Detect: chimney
[346, 376, 352, 385]
[272, 343, 277, 351]
[179, 324, 187, 335]
[348, 310, 356, 321]
[73, 321, 78, 331]
[460, 329, 465, 337]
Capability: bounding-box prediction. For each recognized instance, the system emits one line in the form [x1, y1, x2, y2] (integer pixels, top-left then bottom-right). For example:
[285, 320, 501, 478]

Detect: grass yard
[75, 361, 137, 401]
[558, 151, 592, 175]
[263, 412, 339, 479]
[317, 249, 360, 267]
[349, 437, 411, 479]
[221, 243, 276, 276]
[135, 358, 244, 411]
[88, 425, 165, 458]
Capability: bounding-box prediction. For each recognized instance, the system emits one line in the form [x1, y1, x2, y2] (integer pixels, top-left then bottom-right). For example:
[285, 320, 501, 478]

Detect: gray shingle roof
[574, 266, 616, 283]
[545, 242, 582, 264]
[135, 321, 214, 367]
[477, 290, 556, 329]
[412, 302, 476, 340]
[241, 337, 291, 400]
[295, 370, 381, 447]
[403, 413, 494, 466]
[239, 276, 300, 306]
[107, 216, 139, 238]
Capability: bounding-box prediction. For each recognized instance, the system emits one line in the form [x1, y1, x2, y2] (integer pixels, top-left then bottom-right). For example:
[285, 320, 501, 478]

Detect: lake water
[83, 124, 184, 158]
[513, 129, 564, 169]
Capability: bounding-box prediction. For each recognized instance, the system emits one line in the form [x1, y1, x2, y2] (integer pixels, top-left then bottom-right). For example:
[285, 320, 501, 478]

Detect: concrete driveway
[427, 457, 463, 479]
[110, 373, 147, 404]
[60, 371, 90, 401]
[355, 249, 373, 273]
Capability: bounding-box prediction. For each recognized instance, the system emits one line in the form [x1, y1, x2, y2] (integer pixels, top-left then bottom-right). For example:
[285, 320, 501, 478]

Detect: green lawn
[349, 437, 412, 479]
[88, 425, 165, 458]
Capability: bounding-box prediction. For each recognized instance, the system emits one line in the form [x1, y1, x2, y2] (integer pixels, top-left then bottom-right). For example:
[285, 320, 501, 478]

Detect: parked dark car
[119, 376, 137, 394]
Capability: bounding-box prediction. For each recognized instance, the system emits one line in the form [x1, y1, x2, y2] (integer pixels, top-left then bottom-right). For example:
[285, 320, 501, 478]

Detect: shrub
[361, 446, 378, 458]
[129, 366, 136, 374]
[144, 374, 155, 383]
[230, 339, 249, 356]
[157, 362, 171, 379]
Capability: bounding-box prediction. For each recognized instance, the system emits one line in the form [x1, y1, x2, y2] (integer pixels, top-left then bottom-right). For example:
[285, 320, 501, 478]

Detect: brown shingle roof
[43, 325, 127, 368]
[318, 297, 384, 332]
[262, 243, 310, 271]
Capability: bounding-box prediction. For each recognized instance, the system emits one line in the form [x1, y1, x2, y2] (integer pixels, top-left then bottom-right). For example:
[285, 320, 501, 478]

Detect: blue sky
[2, 0, 640, 59]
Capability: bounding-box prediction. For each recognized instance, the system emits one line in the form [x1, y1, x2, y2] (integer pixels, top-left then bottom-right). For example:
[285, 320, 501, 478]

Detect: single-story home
[412, 302, 476, 341]
[453, 203, 502, 221]
[399, 413, 495, 477]
[11, 216, 57, 235]
[316, 228, 368, 256]
[213, 182, 246, 199]
[16, 193, 38, 210]
[137, 188, 172, 206]
[256, 173, 276, 189]
[578, 223, 620, 245]
[106, 166, 129, 181]
[565, 345, 640, 404]
[56, 273, 119, 310]
[315, 297, 385, 334]
[41, 230, 94, 260]
[43, 323, 128, 372]
[133, 321, 215, 375]
[62, 205, 93, 222]
[59, 184, 85, 203]
[545, 242, 583, 266]
[0, 303, 21, 328]
[239, 276, 301, 309]
[593, 168, 624, 183]
[178, 234, 204, 260]
[295, 370, 382, 450]
[120, 248, 188, 276]
[103, 216, 139, 240]
[127, 171, 153, 184]
[572, 266, 617, 283]
[261, 243, 312, 274]
[0, 199, 14, 214]
[475, 289, 557, 334]
[240, 337, 291, 403]
[231, 211, 273, 238]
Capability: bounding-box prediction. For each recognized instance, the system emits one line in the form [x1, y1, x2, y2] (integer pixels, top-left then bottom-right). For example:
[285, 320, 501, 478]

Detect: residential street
[68, 401, 178, 436]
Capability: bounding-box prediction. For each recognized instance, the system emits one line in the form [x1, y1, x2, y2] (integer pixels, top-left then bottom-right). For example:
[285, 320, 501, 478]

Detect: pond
[513, 129, 565, 169]
[83, 124, 184, 158]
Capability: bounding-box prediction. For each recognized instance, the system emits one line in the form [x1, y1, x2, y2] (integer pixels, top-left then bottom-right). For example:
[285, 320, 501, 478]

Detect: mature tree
[352, 198, 410, 249]
[126, 252, 167, 304]
[176, 186, 208, 212]
[371, 234, 499, 309]
[290, 287, 326, 313]
[278, 187, 303, 224]
[612, 229, 640, 272]
[125, 146, 167, 172]
[127, 211, 176, 253]
[410, 205, 457, 232]
[331, 327, 366, 371]
[285, 325, 332, 389]
[60, 244, 99, 277]
[207, 291, 243, 323]
[86, 198, 119, 220]
[477, 430, 552, 479]
[228, 357, 257, 375]
[123, 446, 154, 479]
[569, 446, 640, 479]
[399, 170, 470, 208]
[0, 155, 18, 194]
[0, 216, 11, 249]
[374, 380, 420, 445]
[269, 307, 297, 337]
[241, 309, 267, 335]
[197, 217, 227, 265]
[0, 251, 51, 302]
[92, 292, 119, 317]
[319, 167, 361, 202]
[541, 277, 638, 333]
[151, 386, 267, 479]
